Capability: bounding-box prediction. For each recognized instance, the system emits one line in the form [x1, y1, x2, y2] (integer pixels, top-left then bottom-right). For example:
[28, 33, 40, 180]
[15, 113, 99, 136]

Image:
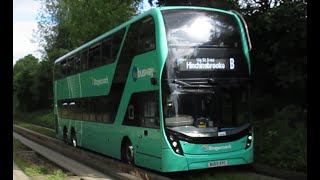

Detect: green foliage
[23, 1, 140, 113]
[14, 121, 56, 138]
[14, 109, 54, 129]
[239, 1, 307, 172]
[13, 54, 40, 112]
[245, 1, 307, 104]
[13, 54, 54, 112]
[46, 170, 67, 180]
[36, 0, 137, 63]
[253, 104, 307, 173]
[13, 92, 19, 113]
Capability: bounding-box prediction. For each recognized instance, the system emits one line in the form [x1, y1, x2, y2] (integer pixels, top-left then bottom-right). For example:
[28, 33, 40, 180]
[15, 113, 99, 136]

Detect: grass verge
[13, 137, 70, 180]
[13, 109, 54, 129]
[14, 121, 56, 138]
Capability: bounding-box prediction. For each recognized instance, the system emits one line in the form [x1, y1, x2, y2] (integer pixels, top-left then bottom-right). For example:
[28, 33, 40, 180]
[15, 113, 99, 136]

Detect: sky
[13, 0, 153, 66]
[13, 0, 42, 66]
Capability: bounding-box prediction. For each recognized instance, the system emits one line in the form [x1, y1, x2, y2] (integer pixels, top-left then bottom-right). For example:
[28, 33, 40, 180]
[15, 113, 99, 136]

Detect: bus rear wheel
[122, 140, 134, 165]
[63, 127, 68, 144]
[71, 128, 77, 147]
[71, 133, 77, 147]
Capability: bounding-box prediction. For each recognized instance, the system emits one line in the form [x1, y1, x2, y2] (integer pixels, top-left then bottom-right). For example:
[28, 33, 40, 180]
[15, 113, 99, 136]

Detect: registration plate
[208, 160, 228, 167]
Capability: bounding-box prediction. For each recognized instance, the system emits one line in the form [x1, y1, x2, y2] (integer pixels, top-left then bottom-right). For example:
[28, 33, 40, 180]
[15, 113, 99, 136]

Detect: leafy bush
[14, 109, 54, 129]
[253, 104, 307, 173]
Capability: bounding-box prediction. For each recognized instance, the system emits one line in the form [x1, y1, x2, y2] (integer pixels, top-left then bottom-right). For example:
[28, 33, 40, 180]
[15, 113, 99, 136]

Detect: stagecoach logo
[132, 66, 155, 82]
[202, 144, 232, 152]
[91, 77, 109, 86]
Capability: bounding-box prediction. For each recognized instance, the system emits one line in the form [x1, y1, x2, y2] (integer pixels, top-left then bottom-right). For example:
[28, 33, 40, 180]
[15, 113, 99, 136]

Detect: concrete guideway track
[13, 125, 170, 180]
[13, 131, 117, 180]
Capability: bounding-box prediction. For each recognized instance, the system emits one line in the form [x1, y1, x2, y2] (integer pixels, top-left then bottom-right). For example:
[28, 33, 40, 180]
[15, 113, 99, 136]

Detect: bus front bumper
[161, 145, 253, 172]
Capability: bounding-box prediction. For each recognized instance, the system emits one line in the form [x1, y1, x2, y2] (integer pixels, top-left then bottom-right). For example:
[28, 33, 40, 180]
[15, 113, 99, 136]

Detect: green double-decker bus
[53, 6, 253, 172]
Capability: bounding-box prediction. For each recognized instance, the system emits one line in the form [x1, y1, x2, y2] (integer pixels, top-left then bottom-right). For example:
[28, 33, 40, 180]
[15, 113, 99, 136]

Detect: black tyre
[122, 140, 134, 165]
[63, 127, 68, 144]
[71, 132, 77, 147]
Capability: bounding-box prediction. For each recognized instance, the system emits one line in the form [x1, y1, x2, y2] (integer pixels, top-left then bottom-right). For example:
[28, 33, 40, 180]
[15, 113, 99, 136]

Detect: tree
[243, 0, 307, 108]
[36, 0, 138, 63]
[13, 55, 39, 112]
[31, 0, 141, 110]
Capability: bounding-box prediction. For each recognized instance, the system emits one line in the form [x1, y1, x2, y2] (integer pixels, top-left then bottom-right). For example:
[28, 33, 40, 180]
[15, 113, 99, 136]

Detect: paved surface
[13, 161, 30, 180]
[13, 132, 118, 180]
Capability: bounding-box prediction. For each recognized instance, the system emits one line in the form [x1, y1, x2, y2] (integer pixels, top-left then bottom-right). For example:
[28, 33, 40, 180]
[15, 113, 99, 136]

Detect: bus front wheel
[122, 139, 134, 165]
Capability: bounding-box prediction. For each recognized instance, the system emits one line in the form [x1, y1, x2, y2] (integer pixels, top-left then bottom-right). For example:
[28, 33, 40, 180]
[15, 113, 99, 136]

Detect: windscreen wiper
[172, 79, 191, 87]
[172, 79, 214, 88]
[208, 78, 218, 85]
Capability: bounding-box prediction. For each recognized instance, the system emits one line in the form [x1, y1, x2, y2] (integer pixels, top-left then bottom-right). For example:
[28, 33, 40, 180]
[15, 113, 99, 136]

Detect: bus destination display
[178, 57, 235, 71]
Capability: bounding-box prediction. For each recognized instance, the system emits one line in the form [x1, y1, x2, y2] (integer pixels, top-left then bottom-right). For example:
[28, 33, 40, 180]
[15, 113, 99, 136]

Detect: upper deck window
[162, 10, 241, 48]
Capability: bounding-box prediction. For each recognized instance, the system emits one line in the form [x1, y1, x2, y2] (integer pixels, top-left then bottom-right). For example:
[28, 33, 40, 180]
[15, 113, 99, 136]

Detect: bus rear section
[159, 7, 253, 172]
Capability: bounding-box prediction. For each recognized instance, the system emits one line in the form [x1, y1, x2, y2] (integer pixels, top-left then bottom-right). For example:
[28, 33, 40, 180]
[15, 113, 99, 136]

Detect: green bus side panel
[55, 65, 115, 100]
[80, 65, 115, 97]
[134, 128, 162, 170]
[56, 78, 70, 100]
[56, 50, 164, 169]
[161, 149, 189, 172]
[80, 122, 122, 158]
[57, 118, 123, 159]
[111, 50, 162, 170]
[113, 50, 160, 125]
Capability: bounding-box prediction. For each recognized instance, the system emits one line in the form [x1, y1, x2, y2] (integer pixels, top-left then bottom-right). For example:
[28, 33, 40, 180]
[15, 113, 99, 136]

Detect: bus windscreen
[162, 9, 242, 48]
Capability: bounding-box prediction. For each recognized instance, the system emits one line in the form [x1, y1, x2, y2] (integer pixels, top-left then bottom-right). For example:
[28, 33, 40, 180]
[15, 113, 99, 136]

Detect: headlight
[172, 141, 177, 147]
[166, 131, 184, 155]
[245, 130, 253, 149]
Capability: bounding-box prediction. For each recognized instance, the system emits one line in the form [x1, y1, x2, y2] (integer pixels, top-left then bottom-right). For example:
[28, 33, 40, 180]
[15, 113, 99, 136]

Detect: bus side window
[68, 57, 75, 75]
[82, 99, 89, 121]
[76, 99, 84, 121]
[88, 44, 101, 69]
[101, 38, 112, 64]
[112, 29, 125, 60]
[100, 96, 110, 123]
[123, 91, 159, 128]
[62, 101, 68, 119]
[123, 94, 141, 126]
[58, 100, 63, 117]
[80, 50, 88, 71]
[128, 105, 134, 120]
[74, 54, 81, 73]
[138, 17, 156, 53]
[61, 60, 68, 77]
[88, 98, 96, 121]
[74, 100, 82, 121]
[142, 92, 159, 128]
[95, 98, 103, 122]
[69, 101, 76, 119]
